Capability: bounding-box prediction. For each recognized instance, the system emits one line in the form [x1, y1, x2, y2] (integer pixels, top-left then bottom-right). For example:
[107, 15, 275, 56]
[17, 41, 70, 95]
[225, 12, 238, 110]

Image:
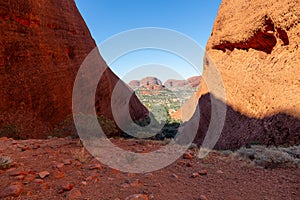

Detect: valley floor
[0, 137, 299, 200]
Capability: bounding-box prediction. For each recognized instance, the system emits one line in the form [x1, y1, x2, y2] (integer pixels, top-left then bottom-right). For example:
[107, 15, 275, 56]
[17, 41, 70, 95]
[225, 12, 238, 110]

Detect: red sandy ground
[0, 137, 299, 200]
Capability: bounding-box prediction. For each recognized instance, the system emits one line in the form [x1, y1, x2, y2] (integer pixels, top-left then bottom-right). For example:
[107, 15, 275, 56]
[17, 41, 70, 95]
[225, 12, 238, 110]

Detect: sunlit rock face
[191, 0, 300, 149]
[0, 0, 148, 138]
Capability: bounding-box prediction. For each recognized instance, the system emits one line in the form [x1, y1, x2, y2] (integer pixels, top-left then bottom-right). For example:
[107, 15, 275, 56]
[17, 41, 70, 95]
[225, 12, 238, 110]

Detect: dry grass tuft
[228, 145, 300, 169]
[72, 148, 90, 164]
[0, 156, 13, 170]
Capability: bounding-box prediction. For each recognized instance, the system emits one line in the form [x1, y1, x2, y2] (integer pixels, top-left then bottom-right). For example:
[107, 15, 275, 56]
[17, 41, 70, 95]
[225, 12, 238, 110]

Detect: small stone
[56, 163, 64, 168]
[16, 144, 24, 148]
[43, 183, 50, 190]
[52, 170, 65, 179]
[122, 179, 141, 188]
[21, 146, 31, 151]
[38, 171, 50, 179]
[217, 170, 223, 174]
[183, 152, 193, 160]
[199, 194, 208, 200]
[186, 162, 193, 167]
[0, 137, 9, 141]
[110, 169, 120, 174]
[9, 169, 28, 176]
[66, 188, 82, 200]
[6, 167, 17, 172]
[130, 179, 142, 187]
[58, 189, 65, 194]
[171, 174, 178, 179]
[23, 174, 36, 184]
[144, 173, 153, 178]
[177, 161, 186, 166]
[125, 194, 149, 200]
[154, 183, 162, 188]
[32, 145, 40, 149]
[120, 182, 130, 188]
[191, 172, 199, 178]
[199, 170, 208, 176]
[0, 183, 23, 198]
[88, 163, 102, 170]
[81, 181, 87, 186]
[61, 182, 74, 191]
[27, 191, 33, 196]
[63, 159, 72, 165]
[86, 175, 98, 181]
[33, 179, 44, 184]
[12, 141, 18, 145]
[15, 175, 25, 181]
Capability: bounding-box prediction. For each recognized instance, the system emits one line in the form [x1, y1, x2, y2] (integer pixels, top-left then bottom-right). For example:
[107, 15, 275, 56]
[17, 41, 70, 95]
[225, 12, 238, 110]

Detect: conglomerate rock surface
[0, 0, 148, 138]
[192, 0, 300, 149]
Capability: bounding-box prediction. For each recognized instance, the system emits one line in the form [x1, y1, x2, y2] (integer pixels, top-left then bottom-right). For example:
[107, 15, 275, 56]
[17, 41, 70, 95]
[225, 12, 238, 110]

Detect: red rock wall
[193, 0, 300, 149]
[0, 0, 148, 138]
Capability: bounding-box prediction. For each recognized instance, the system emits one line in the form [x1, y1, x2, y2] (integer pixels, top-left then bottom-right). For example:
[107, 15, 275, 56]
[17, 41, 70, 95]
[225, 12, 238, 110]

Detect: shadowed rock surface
[193, 93, 300, 150]
[0, 0, 148, 138]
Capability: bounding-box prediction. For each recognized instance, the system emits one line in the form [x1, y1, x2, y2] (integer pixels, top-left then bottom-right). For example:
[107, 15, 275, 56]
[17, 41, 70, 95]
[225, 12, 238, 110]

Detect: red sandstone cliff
[0, 0, 148, 138]
[191, 0, 300, 149]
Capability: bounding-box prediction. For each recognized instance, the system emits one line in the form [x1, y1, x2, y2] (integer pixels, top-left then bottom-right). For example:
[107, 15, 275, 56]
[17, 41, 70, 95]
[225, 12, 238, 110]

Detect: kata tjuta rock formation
[129, 76, 201, 89]
[164, 76, 201, 88]
[192, 0, 300, 149]
[0, 0, 148, 138]
[129, 77, 164, 90]
[168, 76, 202, 121]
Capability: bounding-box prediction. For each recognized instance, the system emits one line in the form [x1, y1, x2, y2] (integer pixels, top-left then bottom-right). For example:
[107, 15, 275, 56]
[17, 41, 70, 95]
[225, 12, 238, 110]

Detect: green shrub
[0, 124, 23, 139]
[50, 114, 118, 138]
[235, 145, 300, 169]
[97, 115, 118, 137]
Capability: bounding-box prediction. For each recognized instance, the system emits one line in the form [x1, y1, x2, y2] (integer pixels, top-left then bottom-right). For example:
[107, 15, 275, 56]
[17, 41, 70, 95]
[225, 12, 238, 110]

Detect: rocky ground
[0, 137, 299, 200]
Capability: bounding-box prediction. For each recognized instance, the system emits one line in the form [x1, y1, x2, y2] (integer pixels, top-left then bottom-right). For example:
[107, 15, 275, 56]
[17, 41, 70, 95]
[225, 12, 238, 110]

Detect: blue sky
[75, 0, 222, 82]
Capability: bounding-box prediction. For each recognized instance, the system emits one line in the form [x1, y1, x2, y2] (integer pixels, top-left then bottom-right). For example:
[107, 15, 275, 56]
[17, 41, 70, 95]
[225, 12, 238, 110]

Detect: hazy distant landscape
[128, 76, 201, 122]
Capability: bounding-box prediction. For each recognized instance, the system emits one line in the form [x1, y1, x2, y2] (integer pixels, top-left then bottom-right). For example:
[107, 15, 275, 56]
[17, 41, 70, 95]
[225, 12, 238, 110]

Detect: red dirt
[0, 137, 299, 200]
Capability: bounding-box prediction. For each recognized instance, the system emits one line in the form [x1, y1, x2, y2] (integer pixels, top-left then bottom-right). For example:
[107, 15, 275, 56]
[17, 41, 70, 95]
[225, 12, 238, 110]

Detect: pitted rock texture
[0, 0, 148, 138]
[193, 0, 300, 149]
[206, 0, 300, 119]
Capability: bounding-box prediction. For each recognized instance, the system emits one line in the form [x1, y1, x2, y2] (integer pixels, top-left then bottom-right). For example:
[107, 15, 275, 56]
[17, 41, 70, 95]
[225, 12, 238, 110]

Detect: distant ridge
[128, 76, 201, 89]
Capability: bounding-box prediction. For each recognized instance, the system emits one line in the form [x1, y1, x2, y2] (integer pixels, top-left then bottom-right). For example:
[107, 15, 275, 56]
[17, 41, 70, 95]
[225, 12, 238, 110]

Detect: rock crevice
[212, 17, 289, 54]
